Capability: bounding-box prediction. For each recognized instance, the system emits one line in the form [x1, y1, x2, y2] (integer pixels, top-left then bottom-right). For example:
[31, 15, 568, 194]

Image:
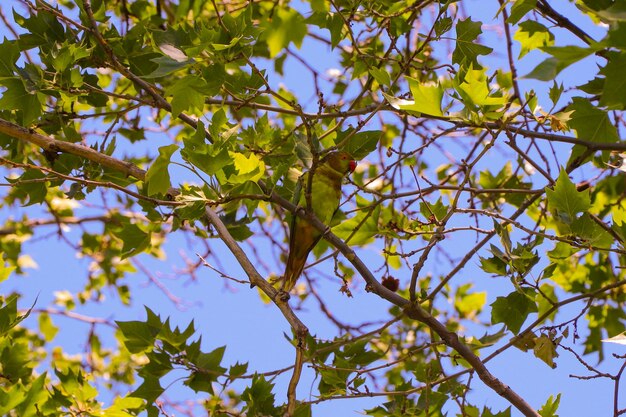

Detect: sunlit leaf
[145, 144, 178, 196]
[264, 8, 307, 57]
[491, 290, 538, 334]
[545, 169, 590, 224]
[452, 18, 493, 67]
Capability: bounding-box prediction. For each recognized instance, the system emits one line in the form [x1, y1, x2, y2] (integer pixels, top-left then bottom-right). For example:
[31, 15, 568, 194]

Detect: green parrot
[282, 151, 357, 292]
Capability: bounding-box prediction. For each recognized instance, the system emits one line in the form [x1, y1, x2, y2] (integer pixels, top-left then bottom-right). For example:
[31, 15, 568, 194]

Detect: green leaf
[548, 81, 564, 105]
[0, 78, 42, 125]
[599, 51, 626, 109]
[542, 45, 598, 63]
[8, 169, 48, 206]
[165, 76, 208, 116]
[0, 338, 33, 382]
[419, 198, 448, 222]
[0, 294, 39, 336]
[50, 42, 91, 72]
[327, 14, 343, 48]
[416, 389, 448, 412]
[507, 0, 538, 25]
[338, 130, 382, 160]
[242, 375, 278, 416]
[613, 220, 626, 248]
[479, 255, 508, 275]
[319, 367, 349, 395]
[104, 396, 145, 417]
[547, 242, 577, 261]
[144, 55, 193, 78]
[212, 36, 242, 51]
[116, 316, 162, 354]
[185, 346, 227, 394]
[13, 373, 47, 416]
[13, 9, 65, 46]
[533, 334, 559, 368]
[118, 127, 146, 143]
[219, 152, 266, 184]
[294, 403, 312, 417]
[384, 77, 444, 116]
[434, 15, 453, 37]
[142, 350, 173, 378]
[491, 290, 538, 334]
[113, 223, 151, 259]
[455, 287, 487, 318]
[38, 313, 58, 342]
[0, 381, 27, 414]
[181, 122, 232, 176]
[514, 21, 553, 59]
[209, 108, 230, 140]
[229, 362, 249, 378]
[185, 371, 214, 394]
[479, 162, 513, 189]
[456, 65, 506, 108]
[524, 45, 598, 80]
[369, 67, 390, 86]
[536, 283, 558, 321]
[607, 22, 626, 49]
[145, 144, 178, 196]
[131, 375, 164, 403]
[341, 338, 382, 366]
[566, 97, 618, 166]
[264, 8, 307, 57]
[0, 40, 19, 77]
[572, 105, 614, 156]
[539, 394, 561, 417]
[310, 0, 329, 13]
[570, 213, 614, 247]
[0, 296, 19, 336]
[0, 261, 15, 283]
[593, 2, 626, 22]
[233, 152, 261, 176]
[229, 222, 255, 241]
[158, 317, 196, 352]
[545, 169, 590, 224]
[452, 18, 493, 67]
[523, 57, 560, 81]
[332, 200, 380, 246]
[192, 346, 226, 372]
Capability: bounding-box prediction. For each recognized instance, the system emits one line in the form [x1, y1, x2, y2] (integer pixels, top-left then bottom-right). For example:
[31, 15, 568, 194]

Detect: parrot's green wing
[286, 171, 305, 260]
[291, 171, 304, 210]
[282, 151, 356, 292]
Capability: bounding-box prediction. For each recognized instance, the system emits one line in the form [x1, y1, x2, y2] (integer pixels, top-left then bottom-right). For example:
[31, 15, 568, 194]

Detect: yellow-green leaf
[145, 144, 178, 196]
[545, 169, 590, 224]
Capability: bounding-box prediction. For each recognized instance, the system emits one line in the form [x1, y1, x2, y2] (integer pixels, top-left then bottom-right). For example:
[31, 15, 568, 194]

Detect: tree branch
[203, 206, 308, 416]
[2, 108, 540, 415]
[263, 186, 541, 417]
[203, 206, 308, 337]
[0, 118, 146, 180]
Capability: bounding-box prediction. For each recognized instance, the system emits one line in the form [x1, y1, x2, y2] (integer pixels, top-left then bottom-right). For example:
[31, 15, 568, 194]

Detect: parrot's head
[323, 151, 357, 176]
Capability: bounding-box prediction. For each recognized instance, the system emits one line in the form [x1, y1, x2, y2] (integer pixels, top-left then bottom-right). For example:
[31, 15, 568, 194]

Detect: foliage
[1, 0, 626, 416]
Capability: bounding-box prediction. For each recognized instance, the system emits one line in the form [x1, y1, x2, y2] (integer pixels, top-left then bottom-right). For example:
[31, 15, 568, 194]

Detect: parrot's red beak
[349, 160, 357, 173]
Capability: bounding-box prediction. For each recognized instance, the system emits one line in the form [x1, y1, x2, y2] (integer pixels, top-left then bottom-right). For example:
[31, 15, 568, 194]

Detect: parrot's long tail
[282, 250, 307, 292]
[283, 221, 322, 292]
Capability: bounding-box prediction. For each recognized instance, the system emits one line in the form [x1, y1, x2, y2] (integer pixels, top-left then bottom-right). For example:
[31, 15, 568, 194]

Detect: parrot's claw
[277, 289, 291, 301]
